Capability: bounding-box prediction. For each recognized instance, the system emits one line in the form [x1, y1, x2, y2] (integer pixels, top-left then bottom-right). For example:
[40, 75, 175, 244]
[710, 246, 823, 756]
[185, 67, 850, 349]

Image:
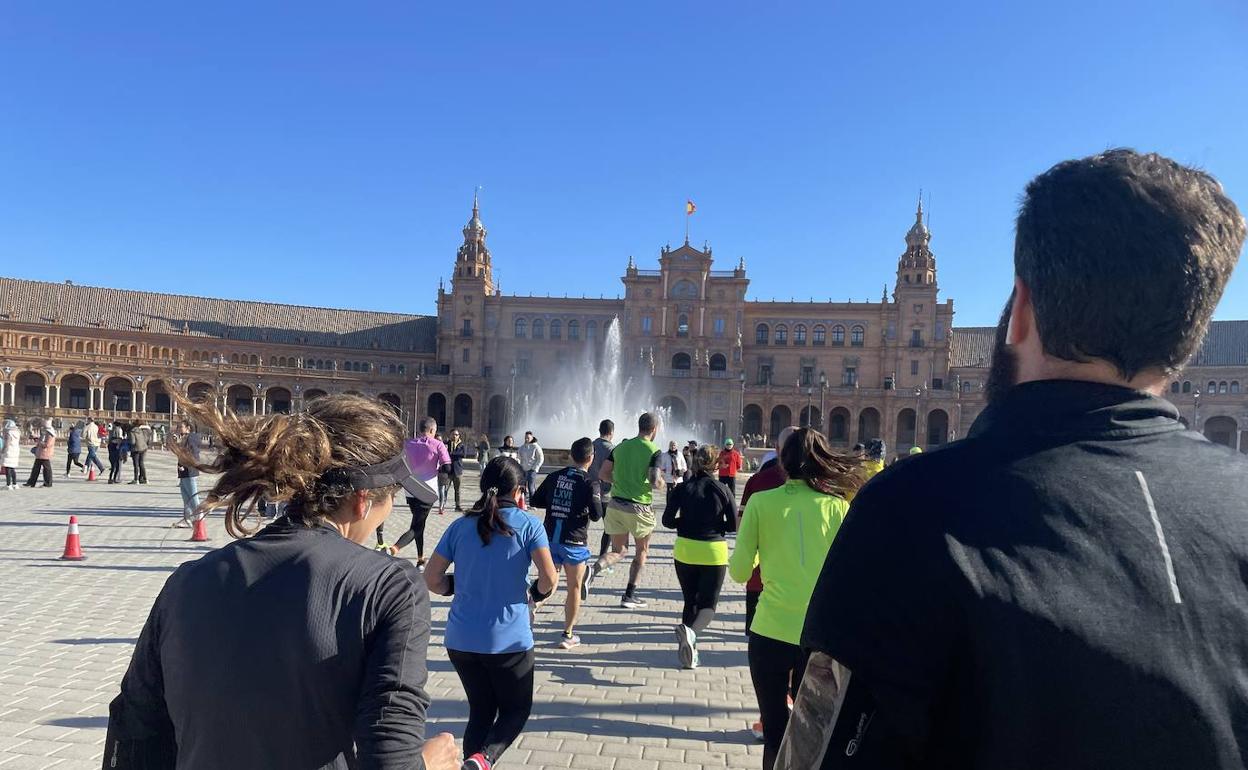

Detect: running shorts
[604, 498, 656, 539]
[551, 542, 592, 567]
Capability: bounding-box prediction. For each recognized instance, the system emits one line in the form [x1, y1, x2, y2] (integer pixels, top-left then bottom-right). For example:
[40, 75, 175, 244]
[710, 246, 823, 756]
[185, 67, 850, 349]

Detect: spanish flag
[686, 199, 697, 215]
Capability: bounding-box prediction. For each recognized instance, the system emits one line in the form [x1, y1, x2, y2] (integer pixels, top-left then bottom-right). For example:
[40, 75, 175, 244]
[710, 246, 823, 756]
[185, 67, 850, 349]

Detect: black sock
[625, 582, 636, 597]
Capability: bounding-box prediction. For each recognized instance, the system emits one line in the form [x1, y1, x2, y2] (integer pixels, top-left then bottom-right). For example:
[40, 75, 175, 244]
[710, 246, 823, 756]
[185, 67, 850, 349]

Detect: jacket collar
[968, 379, 1184, 442]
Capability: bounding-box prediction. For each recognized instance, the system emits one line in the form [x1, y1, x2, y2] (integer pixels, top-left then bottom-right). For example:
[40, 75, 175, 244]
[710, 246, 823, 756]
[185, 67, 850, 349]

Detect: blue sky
[2, 1, 1246, 325]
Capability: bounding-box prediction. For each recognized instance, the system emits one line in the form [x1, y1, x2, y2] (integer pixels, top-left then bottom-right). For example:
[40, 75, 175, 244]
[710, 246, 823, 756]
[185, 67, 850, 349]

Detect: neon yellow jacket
[729, 479, 850, 645]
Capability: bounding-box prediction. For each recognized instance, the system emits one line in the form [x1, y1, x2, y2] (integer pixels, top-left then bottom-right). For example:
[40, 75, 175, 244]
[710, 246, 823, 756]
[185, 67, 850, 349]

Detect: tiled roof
[950, 326, 996, 368]
[951, 321, 1248, 370]
[0, 277, 437, 353]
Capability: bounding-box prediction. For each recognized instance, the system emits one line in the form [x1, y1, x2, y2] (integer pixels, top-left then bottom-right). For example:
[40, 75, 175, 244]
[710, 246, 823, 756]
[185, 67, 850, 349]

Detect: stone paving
[0, 451, 763, 769]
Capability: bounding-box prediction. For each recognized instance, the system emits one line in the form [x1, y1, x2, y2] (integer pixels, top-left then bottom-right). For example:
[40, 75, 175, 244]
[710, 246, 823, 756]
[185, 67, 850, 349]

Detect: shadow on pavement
[43, 716, 109, 729]
[51, 637, 138, 645]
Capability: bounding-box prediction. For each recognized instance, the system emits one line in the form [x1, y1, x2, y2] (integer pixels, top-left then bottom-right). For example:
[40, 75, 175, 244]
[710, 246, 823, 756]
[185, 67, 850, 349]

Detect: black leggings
[448, 648, 535, 764]
[4, 467, 15, 486]
[108, 444, 122, 482]
[748, 631, 811, 770]
[65, 452, 84, 474]
[719, 476, 736, 497]
[674, 561, 726, 629]
[380, 497, 432, 558]
[131, 450, 146, 482]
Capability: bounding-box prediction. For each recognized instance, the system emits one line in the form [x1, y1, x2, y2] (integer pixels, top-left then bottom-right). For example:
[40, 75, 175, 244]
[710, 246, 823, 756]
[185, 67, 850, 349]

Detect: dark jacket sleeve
[104, 586, 178, 769]
[586, 479, 603, 522]
[661, 484, 683, 530]
[719, 482, 738, 534]
[354, 562, 432, 770]
[529, 472, 557, 510]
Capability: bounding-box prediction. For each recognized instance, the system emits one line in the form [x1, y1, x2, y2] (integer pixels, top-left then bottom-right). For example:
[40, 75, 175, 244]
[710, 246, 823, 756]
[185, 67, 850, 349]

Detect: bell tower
[452, 190, 495, 295]
[895, 194, 937, 292]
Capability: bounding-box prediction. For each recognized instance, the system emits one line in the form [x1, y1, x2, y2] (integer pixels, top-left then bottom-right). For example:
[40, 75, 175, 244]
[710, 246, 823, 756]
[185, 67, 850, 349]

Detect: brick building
[3, 198, 1247, 456]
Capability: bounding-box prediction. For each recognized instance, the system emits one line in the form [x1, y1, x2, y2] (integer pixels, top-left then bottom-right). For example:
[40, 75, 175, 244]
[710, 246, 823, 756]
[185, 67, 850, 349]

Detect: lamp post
[914, 386, 923, 449]
[805, 386, 814, 430]
[413, 373, 422, 437]
[818, 370, 827, 433]
[738, 370, 747, 442]
[509, 364, 517, 430]
[1193, 389, 1202, 434]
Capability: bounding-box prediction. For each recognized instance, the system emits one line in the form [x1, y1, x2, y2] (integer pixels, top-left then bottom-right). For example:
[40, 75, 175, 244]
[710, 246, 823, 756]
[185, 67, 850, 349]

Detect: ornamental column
[44, 385, 51, 408]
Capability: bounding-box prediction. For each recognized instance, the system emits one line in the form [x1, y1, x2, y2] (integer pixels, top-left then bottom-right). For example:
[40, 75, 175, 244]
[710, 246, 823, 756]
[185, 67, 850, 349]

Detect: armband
[444, 574, 455, 597]
[529, 579, 553, 603]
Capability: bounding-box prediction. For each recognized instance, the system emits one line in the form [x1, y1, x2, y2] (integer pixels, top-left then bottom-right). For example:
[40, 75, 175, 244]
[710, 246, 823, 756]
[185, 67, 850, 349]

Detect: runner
[82, 416, 105, 477]
[716, 437, 743, 496]
[529, 437, 602, 649]
[376, 417, 449, 569]
[105, 393, 460, 769]
[728, 428, 861, 770]
[425, 456, 557, 770]
[663, 444, 736, 669]
[588, 419, 616, 558]
[64, 422, 85, 477]
[861, 437, 885, 479]
[588, 412, 664, 609]
[737, 424, 795, 740]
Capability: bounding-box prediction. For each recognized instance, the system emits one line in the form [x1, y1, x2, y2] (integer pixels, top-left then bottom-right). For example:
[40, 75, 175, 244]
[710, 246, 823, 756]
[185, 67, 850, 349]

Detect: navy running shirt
[803, 380, 1248, 769]
[530, 466, 602, 546]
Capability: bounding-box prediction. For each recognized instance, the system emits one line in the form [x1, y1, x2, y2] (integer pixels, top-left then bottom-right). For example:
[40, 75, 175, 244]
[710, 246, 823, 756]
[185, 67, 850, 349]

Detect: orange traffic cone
[189, 517, 209, 543]
[60, 515, 86, 561]
[87, 465, 96, 482]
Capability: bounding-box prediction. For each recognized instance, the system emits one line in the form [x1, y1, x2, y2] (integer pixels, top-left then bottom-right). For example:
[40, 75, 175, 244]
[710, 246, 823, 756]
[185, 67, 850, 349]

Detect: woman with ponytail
[104, 394, 460, 770]
[425, 456, 558, 770]
[728, 428, 862, 770]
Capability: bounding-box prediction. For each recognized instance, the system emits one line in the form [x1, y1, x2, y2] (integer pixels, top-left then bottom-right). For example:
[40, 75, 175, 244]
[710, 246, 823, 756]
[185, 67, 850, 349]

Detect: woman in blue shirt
[425, 456, 557, 770]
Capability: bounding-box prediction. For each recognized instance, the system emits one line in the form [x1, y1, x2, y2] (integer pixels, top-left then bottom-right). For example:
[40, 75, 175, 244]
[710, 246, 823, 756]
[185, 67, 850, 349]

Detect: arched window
[514, 318, 527, 338]
[249, 355, 259, 365]
[813, 325, 827, 345]
[550, 319, 562, 340]
[672, 352, 692, 371]
[586, 320, 598, 341]
[774, 324, 788, 344]
[270, 356, 277, 366]
[671, 279, 699, 299]
[568, 320, 580, 340]
[1170, 382, 1180, 393]
[831, 325, 845, 345]
[398, 364, 406, 374]
[1232, 382, 1241, 394]
[677, 314, 690, 338]
[1219, 381, 1228, 394]
[230, 353, 239, 364]
[851, 325, 865, 346]
[191, 351, 200, 362]
[1207, 381, 1217, 394]
[532, 319, 544, 339]
[755, 323, 770, 345]
[709, 353, 727, 372]
[1182, 381, 1191, 393]
[794, 324, 807, 345]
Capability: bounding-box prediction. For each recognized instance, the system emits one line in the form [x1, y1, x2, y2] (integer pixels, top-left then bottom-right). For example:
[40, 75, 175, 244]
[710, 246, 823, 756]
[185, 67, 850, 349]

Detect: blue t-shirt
[435, 503, 549, 654]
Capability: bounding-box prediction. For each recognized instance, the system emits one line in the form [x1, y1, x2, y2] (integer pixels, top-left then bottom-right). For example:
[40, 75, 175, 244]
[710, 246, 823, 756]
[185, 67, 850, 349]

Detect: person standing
[107, 422, 126, 484]
[171, 423, 203, 528]
[425, 457, 557, 770]
[128, 420, 151, 485]
[24, 419, 56, 488]
[378, 417, 447, 569]
[588, 412, 665, 609]
[64, 423, 85, 477]
[716, 438, 743, 497]
[1, 418, 20, 489]
[783, 151, 1248, 770]
[447, 429, 469, 512]
[105, 394, 460, 770]
[498, 435, 518, 461]
[529, 437, 603, 649]
[663, 445, 736, 669]
[728, 429, 860, 770]
[83, 417, 105, 477]
[516, 432, 544, 498]
[475, 433, 491, 465]
[588, 420, 616, 558]
[657, 440, 688, 503]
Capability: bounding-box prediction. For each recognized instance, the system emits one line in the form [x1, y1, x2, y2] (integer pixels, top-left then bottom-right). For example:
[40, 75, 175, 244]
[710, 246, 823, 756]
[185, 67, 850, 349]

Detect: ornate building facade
[3, 198, 1248, 456]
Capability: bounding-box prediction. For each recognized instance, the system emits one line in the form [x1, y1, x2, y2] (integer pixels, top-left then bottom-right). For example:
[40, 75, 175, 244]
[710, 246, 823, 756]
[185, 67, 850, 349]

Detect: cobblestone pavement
[0, 451, 763, 769]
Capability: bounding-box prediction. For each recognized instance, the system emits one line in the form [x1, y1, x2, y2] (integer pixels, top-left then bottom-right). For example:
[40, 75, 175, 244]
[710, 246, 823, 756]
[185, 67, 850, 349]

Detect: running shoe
[620, 595, 647, 609]
[416, 558, 427, 572]
[675, 624, 696, 669]
[462, 754, 492, 770]
[751, 721, 765, 742]
[559, 633, 581, 649]
[579, 576, 591, 602]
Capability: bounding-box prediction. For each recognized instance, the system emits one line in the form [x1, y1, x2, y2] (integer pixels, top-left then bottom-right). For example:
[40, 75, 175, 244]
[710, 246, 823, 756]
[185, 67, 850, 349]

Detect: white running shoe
[559, 633, 581, 649]
[675, 624, 697, 669]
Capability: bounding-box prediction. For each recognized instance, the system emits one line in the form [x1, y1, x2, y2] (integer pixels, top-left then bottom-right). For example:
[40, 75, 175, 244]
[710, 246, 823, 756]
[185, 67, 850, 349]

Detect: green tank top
[609, 436, 660, 505]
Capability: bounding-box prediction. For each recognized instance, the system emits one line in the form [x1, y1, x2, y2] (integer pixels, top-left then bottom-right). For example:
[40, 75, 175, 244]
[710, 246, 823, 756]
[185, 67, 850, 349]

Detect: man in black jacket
[783, 150, 1248, 769]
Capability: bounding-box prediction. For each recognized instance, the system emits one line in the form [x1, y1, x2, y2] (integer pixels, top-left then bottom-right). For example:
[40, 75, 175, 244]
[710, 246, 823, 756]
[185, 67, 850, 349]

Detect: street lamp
[818, 370, 827, 433]
[805, 385, 814, 430]
[738, 370, 747, 443]
[1193, 389, 1202, 433]
[413, 373, 422, 437]
[914, 386, 923, 449]
[509, 364, 517, 429]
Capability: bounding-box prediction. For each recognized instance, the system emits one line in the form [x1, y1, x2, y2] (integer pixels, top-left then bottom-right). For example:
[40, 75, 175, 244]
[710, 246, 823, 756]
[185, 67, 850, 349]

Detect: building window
[568, 320, 580, 340]
[1182, 381, 1191, 393]
[910, 329, 923, 347]
[1170, 382, 1180, 393]
[586, 320, 597, 341]
[932, 377, 943, 390]
[801, 365, 814, 386]
[398, 364, 406, 374]
[642, 316, 653, 336]
[794, 324, 807, 345]
[1207, 381, 1216, 394]
[758, 363, 773, 385]
[843, 366, 858, 386]
[911, 360, 920, 376]
[550, 319, 562, 340]
[914, 304, 924, 313]
[709, 353, 727, 372]
[677, 314, 690, 338]
[756, 323, 770, 345]
[671, 279, 699, 299]
[775, 325, 788, 345]
[532, 319, 545, 339]
[672, 353, 692, 375]
[714, 317, 725, 337]
[462, 348, 470, 363]
[831, 325, 845, 346]
[517, 355, 531, 376]
[813, 325, 826, 345]
[851, 325, 865, 346]
[1220, 381, 1228, 394]
[462, 318, 473, 337]
[1233, 382, 1241, 394]
[514, 318, 527, 338]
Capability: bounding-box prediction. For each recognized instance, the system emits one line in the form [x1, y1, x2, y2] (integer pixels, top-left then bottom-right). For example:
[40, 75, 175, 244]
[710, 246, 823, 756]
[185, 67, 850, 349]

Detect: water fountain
[511, 317, 709, 453]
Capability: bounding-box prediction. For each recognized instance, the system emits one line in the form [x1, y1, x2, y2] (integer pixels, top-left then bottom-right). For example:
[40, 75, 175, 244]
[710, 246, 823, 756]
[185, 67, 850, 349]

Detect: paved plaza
[0, 450, 763, 769]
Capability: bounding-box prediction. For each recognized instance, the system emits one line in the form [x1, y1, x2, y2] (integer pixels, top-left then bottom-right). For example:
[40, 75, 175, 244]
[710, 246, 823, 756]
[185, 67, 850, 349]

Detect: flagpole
[685, 203, 690, 244]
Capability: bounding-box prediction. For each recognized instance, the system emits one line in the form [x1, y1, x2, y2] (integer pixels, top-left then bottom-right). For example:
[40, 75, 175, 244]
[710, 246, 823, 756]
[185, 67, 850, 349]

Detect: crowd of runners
[102, 149, 1248, 770]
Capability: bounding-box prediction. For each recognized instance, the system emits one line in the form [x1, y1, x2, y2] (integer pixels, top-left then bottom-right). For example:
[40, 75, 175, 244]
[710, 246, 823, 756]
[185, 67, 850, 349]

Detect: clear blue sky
[2, 1, 1246, 326]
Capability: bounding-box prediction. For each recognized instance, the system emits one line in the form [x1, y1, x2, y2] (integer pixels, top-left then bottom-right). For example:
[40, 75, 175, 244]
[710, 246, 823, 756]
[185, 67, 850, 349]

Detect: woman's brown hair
[174, 393, 405, 538]
[780, 428, 864, 499]
[690, 444, 720, 477]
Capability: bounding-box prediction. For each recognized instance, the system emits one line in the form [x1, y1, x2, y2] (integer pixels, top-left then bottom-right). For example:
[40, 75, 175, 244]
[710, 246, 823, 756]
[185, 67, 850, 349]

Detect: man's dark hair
[571, 437, 594, 464]
[417, 417, 436, 435]
[1015, 148, 1245, 379]
[638, 412, 658, 435]
[598, 419, 614, 437]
